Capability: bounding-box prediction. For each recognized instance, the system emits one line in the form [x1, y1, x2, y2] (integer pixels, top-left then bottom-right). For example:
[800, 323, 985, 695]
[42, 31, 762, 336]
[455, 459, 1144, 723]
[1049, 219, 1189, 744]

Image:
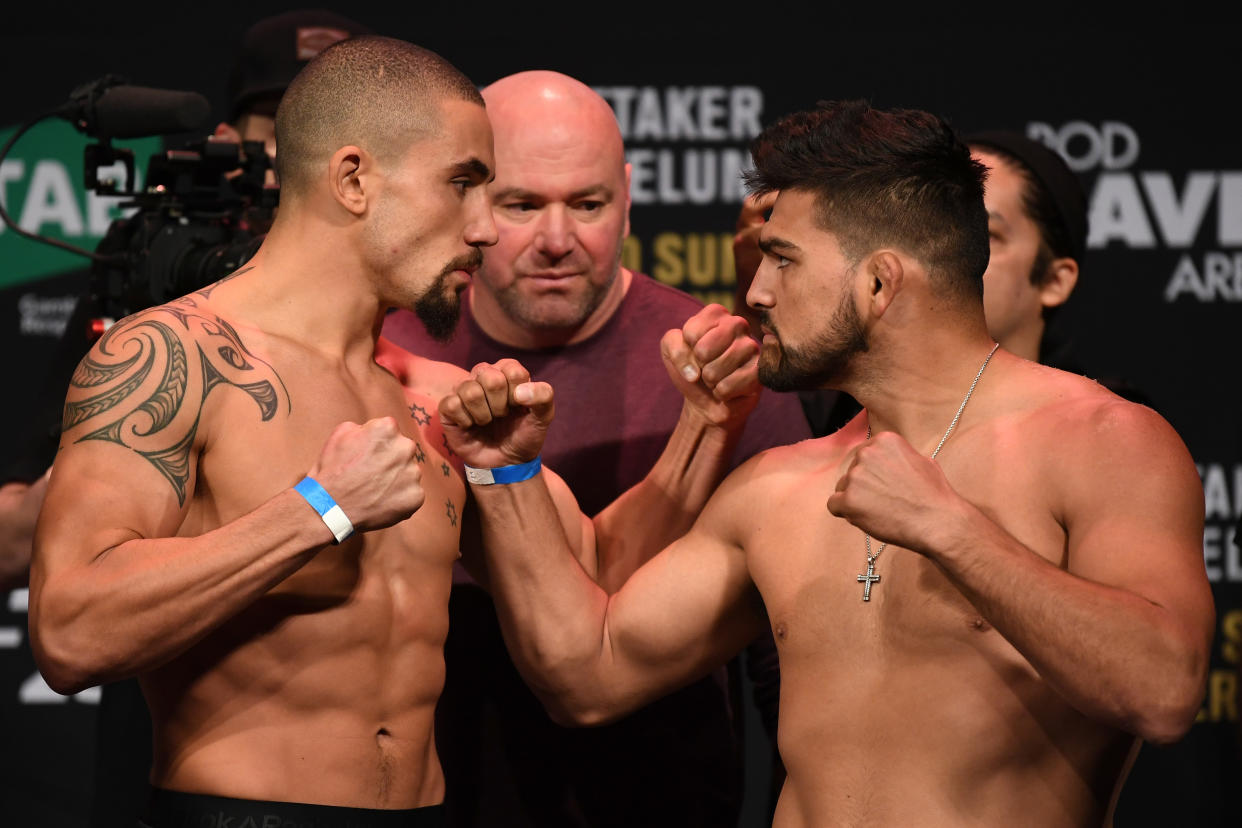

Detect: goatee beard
[415, 251, 482, 342]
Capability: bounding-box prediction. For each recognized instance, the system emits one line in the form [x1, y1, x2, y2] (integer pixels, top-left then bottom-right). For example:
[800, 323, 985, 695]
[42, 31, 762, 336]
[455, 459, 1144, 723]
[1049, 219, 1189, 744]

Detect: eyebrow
[491, 184, 614, 202]
[758, 235, 800, 255]
[451, 158, 493, 181]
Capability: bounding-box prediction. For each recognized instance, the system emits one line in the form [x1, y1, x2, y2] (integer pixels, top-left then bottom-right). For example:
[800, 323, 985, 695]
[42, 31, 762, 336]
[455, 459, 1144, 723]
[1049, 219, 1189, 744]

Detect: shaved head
[275, 35, 484, 197]
[481, 71, 625, 177]
[466, 70, 632, 343]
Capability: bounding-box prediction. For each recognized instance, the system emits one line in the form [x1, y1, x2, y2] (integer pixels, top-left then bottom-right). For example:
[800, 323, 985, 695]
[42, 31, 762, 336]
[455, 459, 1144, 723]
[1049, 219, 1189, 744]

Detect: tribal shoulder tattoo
[62, 296, 290, 505]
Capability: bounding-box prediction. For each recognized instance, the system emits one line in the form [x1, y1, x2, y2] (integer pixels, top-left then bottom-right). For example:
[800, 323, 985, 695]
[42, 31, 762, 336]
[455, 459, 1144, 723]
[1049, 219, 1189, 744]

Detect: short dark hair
[744, 99, 989, 303]
[274, 35, 483, 196]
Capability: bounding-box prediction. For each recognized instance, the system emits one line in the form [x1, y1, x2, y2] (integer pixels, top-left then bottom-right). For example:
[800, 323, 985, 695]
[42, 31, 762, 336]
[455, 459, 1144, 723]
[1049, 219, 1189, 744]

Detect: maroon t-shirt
[381, 273, 810, 828]
[383, 273, 811, 516]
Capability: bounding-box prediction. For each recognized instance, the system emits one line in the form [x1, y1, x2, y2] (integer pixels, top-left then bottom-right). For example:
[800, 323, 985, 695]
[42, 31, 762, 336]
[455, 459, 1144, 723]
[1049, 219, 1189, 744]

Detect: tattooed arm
[28, 302, 423, 694]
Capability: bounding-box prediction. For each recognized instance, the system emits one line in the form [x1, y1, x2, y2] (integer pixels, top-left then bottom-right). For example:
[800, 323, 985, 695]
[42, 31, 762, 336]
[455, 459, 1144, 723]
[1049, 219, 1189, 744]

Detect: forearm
[30, 488, 332, 693]
[931, 504, 1210, 743]
[472, 476, 616, 715]
[594, 403, 743, 593]
[0, 481, 39, 590]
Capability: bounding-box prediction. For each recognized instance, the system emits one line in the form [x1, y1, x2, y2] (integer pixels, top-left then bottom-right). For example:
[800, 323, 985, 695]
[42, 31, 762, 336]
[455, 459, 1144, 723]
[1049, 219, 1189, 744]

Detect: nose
[534, 204, 575, 260]
[746, 257, 776, 311]
[466, 196, 498, 248]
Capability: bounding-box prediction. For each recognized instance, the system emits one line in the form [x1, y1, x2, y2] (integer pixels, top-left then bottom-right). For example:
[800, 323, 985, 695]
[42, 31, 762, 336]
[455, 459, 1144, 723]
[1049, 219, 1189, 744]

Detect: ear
[622, 162, 633, 239]
[863, 250, 905, 318]
[329, 145, 368, 216]
[1038, 257, 1079, 310]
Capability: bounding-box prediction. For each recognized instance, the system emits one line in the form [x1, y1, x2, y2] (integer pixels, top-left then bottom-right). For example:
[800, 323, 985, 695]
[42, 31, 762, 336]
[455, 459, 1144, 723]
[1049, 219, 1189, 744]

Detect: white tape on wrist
[293, 476, 354, 543]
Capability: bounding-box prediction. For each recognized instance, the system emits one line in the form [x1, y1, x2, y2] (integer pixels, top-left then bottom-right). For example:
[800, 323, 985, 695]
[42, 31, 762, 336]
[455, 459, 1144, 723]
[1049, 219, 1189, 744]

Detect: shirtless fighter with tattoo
[27, 36, 761, 827]
[464, 100, 1216, 827]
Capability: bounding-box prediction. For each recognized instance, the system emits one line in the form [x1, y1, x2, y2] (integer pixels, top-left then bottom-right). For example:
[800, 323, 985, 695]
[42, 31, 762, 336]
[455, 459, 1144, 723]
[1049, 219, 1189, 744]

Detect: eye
[501, 201, 537, 213]
[576, 200, 603, 213]
[451, 178, 471, 195]
[775, 255, 792, 269]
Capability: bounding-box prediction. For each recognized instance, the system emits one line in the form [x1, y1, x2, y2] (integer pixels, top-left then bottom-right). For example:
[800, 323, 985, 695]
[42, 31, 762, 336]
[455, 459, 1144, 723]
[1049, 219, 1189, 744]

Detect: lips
[521, 270, 580, 281]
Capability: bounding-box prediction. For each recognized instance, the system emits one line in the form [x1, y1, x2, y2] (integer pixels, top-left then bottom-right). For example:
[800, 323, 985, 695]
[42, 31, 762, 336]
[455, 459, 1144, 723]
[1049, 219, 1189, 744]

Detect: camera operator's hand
[0, 468, 51, 591]
[212, 120, 277, 187]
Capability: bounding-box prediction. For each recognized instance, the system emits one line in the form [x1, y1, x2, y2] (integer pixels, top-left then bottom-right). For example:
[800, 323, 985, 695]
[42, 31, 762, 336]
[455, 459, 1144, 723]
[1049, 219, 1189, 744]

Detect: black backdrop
[2, 5, 1239, 826]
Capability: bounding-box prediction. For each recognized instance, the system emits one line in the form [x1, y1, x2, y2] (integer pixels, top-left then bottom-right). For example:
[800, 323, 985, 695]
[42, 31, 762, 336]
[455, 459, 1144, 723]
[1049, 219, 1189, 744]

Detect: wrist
[463, 456, 542, 486]
[924, 497, 981, 563]
[293, 476, 354, 543]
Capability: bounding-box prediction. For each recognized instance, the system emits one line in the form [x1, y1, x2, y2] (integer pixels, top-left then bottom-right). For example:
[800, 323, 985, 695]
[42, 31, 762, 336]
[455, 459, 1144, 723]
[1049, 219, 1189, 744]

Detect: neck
[845, 323, 1000, 454]
[469, 267, 633, 349]
[212, 211, 385, 365]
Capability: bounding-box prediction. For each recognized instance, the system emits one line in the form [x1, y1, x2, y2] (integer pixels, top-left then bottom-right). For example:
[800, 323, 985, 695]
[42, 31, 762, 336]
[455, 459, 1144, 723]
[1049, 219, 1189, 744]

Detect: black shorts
[138, 787, 444, 827]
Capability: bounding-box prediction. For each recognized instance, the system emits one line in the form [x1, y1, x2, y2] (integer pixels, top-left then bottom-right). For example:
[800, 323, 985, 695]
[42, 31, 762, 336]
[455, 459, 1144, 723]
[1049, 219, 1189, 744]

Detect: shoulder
[1008, 361, 1199, 499]
[718, 418, 863, 505]
[1021, 362, 1182, 450]
[67, 296, 286, 408]
[375, 336, 468, 399]
[72, 297, 232, 382]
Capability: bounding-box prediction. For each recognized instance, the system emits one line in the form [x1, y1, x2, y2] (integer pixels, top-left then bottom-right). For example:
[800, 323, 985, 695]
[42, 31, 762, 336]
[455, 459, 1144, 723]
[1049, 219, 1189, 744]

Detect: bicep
[1062, 408, 1212, 633]
[601, 499, 765, 701]
[34, 312, 208, 574]
[36, 443, 188, 572]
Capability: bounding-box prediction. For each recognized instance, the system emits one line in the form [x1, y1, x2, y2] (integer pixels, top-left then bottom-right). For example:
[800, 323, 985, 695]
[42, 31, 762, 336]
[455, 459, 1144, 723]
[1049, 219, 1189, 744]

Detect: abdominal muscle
[142, 530, 455, 809]
[768, 624, 1134, 827]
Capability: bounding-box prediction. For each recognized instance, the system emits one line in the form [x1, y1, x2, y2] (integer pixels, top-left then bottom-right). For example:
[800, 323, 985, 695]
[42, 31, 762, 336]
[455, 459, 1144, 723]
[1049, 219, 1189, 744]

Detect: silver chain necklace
[856, 341, 1000, 602]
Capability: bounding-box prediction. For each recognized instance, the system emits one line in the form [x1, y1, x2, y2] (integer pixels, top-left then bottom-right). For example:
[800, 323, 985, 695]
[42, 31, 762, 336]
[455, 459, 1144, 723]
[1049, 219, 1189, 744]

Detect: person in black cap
[966, 130, 1154, 408]
[213, 9, 373, 186]
[86, 12, 372, 828]
[965, 130, 1086, 366]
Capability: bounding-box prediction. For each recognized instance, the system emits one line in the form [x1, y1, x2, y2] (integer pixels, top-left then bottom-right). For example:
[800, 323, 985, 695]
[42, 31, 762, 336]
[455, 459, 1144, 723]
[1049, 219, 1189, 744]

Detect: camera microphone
[57, 75, 211, 139]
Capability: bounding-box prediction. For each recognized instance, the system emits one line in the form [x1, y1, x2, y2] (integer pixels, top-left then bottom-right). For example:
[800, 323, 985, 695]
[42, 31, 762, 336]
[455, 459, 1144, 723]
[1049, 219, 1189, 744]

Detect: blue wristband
[293, 476, 354, 543]
[463, 456, 542, 485]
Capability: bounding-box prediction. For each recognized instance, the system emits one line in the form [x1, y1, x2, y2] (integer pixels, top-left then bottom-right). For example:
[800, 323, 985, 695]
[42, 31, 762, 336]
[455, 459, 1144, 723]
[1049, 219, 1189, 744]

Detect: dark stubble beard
[415, 250, 483, 342]
[758, 289, 869, 391]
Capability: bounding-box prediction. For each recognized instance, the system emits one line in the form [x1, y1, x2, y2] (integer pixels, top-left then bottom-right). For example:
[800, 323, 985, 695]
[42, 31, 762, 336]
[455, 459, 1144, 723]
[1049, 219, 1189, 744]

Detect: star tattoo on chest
[445, 498, 458, 527]
[413, 442, 426, 464]
[441, 462, 451, 478]
[408, 403, 431, 426]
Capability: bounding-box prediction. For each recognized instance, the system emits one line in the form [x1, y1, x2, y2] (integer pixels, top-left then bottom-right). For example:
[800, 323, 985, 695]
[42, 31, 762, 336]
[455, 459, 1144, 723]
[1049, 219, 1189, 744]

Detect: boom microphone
[58, 75, 211, 139]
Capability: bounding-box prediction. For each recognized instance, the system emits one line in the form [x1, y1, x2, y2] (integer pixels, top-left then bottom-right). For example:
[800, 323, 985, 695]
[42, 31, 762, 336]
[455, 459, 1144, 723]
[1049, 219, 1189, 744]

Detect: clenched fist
[826, 430, 966, 557]
[661, 303, 761, 429]
[438, 359, 555, 471]
[305, 417, 424, 532]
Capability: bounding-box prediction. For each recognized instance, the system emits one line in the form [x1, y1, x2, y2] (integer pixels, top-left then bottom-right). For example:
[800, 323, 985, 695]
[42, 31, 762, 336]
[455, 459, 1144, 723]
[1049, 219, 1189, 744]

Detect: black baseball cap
[966, 130, 1088, 262]
[227, 9, 373, 121]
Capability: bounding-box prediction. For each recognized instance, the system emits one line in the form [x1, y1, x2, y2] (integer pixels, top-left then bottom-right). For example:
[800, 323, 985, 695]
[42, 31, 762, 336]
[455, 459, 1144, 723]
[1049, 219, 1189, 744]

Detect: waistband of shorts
[140, 787, 445, 828]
